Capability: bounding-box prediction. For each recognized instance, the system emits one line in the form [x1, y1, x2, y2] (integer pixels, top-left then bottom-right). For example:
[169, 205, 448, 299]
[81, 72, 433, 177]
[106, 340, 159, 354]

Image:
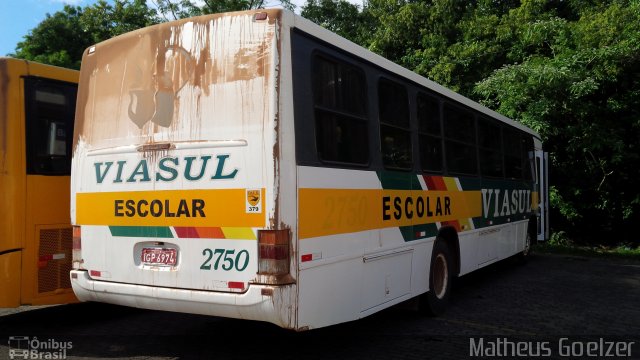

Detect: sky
[0, 0, 85, 56]
[0, 0, 315, 58]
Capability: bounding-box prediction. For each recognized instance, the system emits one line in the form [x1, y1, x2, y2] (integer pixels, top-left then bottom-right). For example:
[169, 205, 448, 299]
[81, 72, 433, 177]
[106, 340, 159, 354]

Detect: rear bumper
[70, 270, 295, 329]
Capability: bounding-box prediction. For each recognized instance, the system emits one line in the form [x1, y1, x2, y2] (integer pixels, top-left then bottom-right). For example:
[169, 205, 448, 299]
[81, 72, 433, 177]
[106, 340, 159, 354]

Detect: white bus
[70, 9, 549, 330]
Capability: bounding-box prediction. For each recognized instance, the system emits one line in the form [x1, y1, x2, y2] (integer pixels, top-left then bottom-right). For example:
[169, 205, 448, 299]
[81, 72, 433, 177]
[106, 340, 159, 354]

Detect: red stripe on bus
[174, 227, 226, 239]
[422, 175, 436, 190]
[174, 227, 199, 238]
[431, 176, 447, 191]
[196, 227, 226, 239]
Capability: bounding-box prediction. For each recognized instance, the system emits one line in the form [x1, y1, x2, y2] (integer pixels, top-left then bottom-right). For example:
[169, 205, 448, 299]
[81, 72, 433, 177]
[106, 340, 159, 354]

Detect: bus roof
[0, 57, 78, 83]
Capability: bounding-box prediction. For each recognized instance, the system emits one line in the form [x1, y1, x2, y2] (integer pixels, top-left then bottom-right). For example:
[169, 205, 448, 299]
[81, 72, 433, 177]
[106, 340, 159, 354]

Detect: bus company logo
[93, 154, 238, 184]
[246, 188, 262, 213]
[247, 190, 260, 207]
[481, 188, 533, 218]
[8, 336, 72, 359]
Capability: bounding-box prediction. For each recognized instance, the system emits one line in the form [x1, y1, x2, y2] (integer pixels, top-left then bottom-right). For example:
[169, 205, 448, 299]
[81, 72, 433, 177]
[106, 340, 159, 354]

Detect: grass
[535, 241, 640, 259]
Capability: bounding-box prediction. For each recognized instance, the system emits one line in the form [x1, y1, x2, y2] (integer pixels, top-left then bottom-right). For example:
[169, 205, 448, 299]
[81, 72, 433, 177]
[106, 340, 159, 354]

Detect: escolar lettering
[114, 199, 205, 218]
[382, 195, 451, 221]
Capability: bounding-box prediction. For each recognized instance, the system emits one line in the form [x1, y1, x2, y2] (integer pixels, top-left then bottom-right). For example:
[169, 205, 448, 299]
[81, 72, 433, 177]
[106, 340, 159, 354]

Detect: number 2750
[200, 248, 249, 271]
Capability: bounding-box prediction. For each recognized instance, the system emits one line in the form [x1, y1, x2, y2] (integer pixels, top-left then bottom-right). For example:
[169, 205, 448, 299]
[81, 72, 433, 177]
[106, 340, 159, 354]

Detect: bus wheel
[517, 231, 533, 264]
[421, 240, 452, 316]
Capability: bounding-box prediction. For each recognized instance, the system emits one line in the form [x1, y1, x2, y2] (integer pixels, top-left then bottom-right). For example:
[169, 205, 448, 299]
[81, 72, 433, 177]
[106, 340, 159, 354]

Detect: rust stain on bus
[75, 10, 282, 151]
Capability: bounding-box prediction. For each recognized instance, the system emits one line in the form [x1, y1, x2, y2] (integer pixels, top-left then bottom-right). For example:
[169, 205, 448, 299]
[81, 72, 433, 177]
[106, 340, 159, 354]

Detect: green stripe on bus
[109, 226, 174, 238]
[376, 170, 418, 191]
[414, 223, 439, 239]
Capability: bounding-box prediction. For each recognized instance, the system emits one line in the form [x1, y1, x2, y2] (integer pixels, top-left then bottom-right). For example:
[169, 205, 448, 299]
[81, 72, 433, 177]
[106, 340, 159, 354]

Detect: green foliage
[152, 0, 294, 20]
[301, 0, 373, 45]
[11, 0, 159, 69]
[475, 1, 640, 243]
[10, 5, 86, 69]
[81, 0, 159, 42]
[538, 237, 640, 259]
[549, 231, 573, 246]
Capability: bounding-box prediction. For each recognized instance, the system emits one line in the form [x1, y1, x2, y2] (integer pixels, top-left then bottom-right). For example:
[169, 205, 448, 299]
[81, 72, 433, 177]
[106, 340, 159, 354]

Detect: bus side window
[503, 127, 523, 179]
[312, 56, 369, 165]
[417, 92, 442, 172]
[24, 77, 77, 175]
[522, 135, 535, 181]
[443, 104, 477, 175]
[378, 78, 411, 170]
[478, 117, 504, 178]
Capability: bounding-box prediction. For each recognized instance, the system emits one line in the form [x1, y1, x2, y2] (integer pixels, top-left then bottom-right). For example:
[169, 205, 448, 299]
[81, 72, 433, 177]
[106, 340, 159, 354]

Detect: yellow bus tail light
[72, 226, 84, 269]
[258, 229, 290, 275]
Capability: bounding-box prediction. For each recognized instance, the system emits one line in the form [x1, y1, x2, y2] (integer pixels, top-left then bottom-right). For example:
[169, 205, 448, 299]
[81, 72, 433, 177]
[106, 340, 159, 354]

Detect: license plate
[141, 248, 177, 266]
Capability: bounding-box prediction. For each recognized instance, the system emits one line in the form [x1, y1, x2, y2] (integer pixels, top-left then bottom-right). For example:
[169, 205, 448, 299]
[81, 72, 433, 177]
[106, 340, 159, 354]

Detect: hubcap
[433, 253, 449, 299]
[523, 233, 531, 256]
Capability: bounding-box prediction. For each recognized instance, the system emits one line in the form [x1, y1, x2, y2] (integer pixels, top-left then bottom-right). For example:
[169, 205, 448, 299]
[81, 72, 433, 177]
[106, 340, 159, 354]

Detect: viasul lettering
[481, 189, 532, 218]
[94, 154, 238, 184]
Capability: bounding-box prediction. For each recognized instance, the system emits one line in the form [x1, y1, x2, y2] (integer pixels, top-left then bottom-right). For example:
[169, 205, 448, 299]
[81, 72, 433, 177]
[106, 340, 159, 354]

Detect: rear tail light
[72, 225, 84, 269]
[254, 12, 268, 21]
[258, 229, 290, 275]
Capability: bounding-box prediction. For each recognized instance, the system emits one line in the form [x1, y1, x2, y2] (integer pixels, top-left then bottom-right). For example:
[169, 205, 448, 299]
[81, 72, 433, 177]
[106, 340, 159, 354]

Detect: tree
[11, 0, 158, 69]
[81, 0, 159, 43]
[475, 1, 640, 243]
[151, 0, 295, 21]
[11, 5, 86, 69]
[301, 0, 374, 46]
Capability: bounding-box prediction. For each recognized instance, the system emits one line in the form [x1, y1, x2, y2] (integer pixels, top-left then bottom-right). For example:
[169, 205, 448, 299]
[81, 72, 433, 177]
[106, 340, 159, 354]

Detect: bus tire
[421, 240, 453, 316]
[517, 229, 534, 264]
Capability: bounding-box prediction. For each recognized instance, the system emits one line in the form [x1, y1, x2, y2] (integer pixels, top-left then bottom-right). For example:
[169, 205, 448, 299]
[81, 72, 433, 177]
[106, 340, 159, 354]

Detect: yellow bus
[70, 10, 548, 329]
[0, 58, 78, 307]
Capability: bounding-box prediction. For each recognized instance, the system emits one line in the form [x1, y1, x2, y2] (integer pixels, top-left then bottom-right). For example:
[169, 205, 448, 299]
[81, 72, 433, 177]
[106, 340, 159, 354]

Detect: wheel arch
[436, 226, 460, 277]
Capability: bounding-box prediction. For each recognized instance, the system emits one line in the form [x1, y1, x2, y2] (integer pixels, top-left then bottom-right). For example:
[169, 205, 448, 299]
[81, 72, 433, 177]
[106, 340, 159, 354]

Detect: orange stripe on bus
[299, 188, 481, 239]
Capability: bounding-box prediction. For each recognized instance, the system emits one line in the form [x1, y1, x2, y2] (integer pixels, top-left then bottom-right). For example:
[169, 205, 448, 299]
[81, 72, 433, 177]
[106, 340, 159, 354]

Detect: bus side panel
[22, 177, 75, 305]
[0, 59, 26, 256]
[0, 59, 27, 306]
[297, 167, 425, 329]
[0, 251, 21, 307]
[297, 167, 372, 329]
[298, 255, 364, 329]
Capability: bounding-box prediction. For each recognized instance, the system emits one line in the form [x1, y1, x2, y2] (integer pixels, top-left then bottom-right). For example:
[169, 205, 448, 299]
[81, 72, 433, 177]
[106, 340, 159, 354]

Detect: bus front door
[535, 150, 549, 241]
